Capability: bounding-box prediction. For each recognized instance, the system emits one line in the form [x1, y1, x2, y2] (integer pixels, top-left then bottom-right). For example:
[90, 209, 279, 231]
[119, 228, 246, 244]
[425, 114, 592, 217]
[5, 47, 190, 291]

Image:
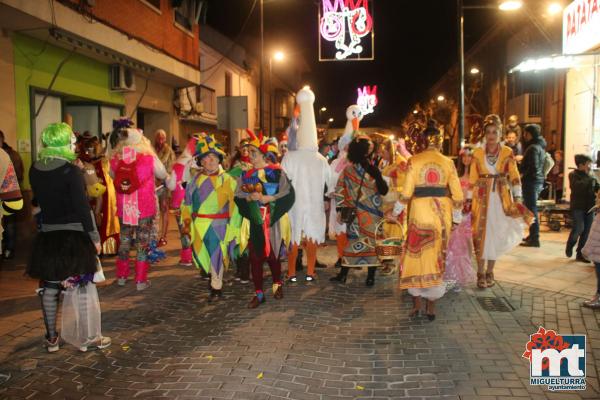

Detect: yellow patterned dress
[469, 146, 532, 261]
[399, 148, 463, 300]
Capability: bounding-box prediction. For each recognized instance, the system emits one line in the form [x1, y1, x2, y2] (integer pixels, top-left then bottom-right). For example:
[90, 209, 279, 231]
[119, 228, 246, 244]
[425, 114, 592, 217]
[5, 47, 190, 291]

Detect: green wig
[39, 122, 77, 161]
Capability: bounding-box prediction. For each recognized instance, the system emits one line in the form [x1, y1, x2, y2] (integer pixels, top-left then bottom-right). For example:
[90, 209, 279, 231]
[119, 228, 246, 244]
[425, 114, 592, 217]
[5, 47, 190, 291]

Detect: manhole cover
[476, 296, 515, 312]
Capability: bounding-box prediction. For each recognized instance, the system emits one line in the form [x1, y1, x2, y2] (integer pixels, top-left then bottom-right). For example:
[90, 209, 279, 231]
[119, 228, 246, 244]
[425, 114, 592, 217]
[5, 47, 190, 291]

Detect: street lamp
[319, 107, 327, 123]
[498, 1, 522, 11]
[457, 0, 521, 151]
[470, 67, 480, 75]
[437, 95, 445, 102]
[547, 3, 563, 15]
[328, 118, 334, 123]
[269, 50, 285, 136]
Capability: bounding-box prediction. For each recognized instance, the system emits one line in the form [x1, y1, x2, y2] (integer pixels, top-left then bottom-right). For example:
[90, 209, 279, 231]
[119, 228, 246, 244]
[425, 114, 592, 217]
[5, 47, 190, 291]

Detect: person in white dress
[468, 114, 532, 288]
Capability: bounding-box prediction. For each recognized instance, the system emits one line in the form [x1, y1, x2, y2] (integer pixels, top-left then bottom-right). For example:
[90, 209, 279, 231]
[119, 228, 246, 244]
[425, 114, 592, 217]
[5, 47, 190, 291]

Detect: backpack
[543, 152, 555, 178]
[113, 159, 141, 194]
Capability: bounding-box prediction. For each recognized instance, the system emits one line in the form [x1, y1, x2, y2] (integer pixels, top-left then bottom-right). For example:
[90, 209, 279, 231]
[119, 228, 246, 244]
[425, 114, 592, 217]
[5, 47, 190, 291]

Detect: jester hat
[195, 134, 226, 161]
[245, 129, 279, 156]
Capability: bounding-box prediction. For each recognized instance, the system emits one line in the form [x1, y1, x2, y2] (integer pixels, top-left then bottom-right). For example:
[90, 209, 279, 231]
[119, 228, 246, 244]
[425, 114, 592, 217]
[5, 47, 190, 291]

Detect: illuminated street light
[389, 134, 395, 140]
[547, 2, 563, 15]
[413, 109, 418, 114]
[437, 95, 445, 102]
[320, 107, 327, 112]
[273, 50, 285, 62]
[498, 1, 522, 11]
[328, 118, 334, 123]
[470, 67, 480, 74]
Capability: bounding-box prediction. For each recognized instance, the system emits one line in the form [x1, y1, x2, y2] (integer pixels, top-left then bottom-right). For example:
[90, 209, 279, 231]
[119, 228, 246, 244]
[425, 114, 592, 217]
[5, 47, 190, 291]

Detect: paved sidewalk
[0, 225, 598, 399]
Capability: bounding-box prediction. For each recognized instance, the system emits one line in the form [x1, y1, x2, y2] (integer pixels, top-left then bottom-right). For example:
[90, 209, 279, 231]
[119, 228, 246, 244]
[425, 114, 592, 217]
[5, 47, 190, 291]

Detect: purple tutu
[445, 213, 476, 288]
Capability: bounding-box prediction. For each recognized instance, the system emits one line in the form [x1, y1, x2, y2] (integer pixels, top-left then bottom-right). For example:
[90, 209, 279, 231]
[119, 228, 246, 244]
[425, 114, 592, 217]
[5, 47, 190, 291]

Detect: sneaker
[288, 276, 298, 284]
[305, 275, 316, 283]
[520, 240, 540, 247]
[79, 336, 111, 352]
[136, 281, 151, 291]
[117, 278, 127, 286]
[234, 277, 241, 282]
[179, 260, 193, 267]
[239, 278, 250, 284]
[45, 336, 59, 353]
[208, 289, 222, 303]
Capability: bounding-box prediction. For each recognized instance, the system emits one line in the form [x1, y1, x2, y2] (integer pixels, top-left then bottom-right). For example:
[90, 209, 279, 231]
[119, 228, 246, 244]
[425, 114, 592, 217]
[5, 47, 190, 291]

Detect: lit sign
[357, 85, 377, 115]
[510, 55, 576, 73]
[319, 0, 374, 61]
[563, 0, 600, 54]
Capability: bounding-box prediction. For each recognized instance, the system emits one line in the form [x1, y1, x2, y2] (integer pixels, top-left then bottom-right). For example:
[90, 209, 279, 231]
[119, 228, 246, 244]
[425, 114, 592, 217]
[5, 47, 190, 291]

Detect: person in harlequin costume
[169, 135, 199, 266]
[76, 132, 120, 256]
[110, 125, 171, 291]
[329, 105, 363, 269]
[180, 135, 240, 302]
[234, 131, 294, 308]
[281, 87, 331, 283]
[394, 119, 464, 321]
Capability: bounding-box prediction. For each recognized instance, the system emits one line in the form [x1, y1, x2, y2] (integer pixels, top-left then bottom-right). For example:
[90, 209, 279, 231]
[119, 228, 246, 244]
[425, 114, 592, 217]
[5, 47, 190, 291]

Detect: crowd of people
[2, 87, 599, 353]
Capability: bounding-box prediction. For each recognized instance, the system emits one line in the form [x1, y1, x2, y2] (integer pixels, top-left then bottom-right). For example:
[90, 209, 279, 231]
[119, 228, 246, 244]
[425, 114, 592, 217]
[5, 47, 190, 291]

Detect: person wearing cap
[180, 135, 240, 302]
[109, 124, 171, 291]
[393, 119, 463, 321]
[234, 130, 294, 308]
[27, 122, 109, 353]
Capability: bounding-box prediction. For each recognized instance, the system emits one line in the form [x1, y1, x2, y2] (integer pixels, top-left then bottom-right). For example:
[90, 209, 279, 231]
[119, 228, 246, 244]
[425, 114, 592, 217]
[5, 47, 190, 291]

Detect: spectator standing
[520, 124, 547, 248]
[0, 130, 24, 259]
[566, 154, 599, 263]
[153, 129, 176, 247]
[502, 129, 523, 162]
[548, 150, 564, 202]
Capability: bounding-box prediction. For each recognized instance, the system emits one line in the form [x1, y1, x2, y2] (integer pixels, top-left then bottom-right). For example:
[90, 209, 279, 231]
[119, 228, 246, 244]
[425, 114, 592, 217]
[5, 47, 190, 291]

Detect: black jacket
[521, 137, 547, 184]
[569, 169, 599, 211]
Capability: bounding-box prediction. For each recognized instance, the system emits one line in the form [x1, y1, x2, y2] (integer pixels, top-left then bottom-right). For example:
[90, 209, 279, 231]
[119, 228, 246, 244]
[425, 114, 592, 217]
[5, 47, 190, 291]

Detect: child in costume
[110, 125, 170, 291]
[234, 131, 294, 308]
[76, 132, 120, 255]
[170, 135, 200, 266]
[180, 135, 240, 302]
[444, 146, 476, 291]
[282, 87, 331, 283]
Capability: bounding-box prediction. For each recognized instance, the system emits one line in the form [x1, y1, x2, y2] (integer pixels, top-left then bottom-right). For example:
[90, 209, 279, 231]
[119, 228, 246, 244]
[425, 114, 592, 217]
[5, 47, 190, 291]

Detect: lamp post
[260, 0, 264, 133]
[319, 107, 327, 124]
[457, 1, 523, 151]
[268, 50, 285, 137]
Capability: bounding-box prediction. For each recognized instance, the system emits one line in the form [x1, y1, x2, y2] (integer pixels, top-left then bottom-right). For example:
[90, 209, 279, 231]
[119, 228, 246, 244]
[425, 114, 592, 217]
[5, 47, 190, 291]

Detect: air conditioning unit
[110, 64, 136, 92]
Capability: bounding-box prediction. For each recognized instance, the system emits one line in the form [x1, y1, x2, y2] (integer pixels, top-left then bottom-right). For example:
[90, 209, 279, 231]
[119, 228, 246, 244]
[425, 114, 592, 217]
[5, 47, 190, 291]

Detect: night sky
[205, 0, 492, 128]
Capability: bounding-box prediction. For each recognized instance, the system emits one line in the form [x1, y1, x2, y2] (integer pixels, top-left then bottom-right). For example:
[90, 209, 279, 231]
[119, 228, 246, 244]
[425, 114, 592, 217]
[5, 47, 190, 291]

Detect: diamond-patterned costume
[180, 167, 240, 277]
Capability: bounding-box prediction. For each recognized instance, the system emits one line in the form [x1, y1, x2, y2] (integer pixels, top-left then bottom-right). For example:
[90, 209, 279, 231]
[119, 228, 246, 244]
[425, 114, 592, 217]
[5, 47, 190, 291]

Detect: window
[140, 0, 161, 13]
[197, 85, 216, 114]
[225, 71, 232, 97]
[174, 0, 193, 32]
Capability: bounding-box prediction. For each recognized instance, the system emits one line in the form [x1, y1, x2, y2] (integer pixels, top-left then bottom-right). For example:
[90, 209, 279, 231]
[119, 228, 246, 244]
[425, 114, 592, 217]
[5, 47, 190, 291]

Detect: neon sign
[357, 85, 377, 115]
[319, 0, 374, 61]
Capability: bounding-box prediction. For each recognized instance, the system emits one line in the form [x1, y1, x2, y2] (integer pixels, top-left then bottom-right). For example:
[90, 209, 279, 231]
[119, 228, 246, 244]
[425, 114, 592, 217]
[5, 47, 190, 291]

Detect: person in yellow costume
[380, 137, 410, 274]
[394, 120, 463, 321]
[468, 114, 532, 289]
[180, 135, 240, 302]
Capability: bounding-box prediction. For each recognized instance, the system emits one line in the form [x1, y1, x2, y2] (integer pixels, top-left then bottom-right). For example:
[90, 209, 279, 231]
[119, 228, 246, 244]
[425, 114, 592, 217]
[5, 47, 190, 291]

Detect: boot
[238, 254, 250, 283]
[116, 258, 130, 286]
[179, 248, 193, 266]
[366, 267, 376, 287]
[296, 248, 304, 271]
[208, 288, 222, 303]
[330, 266, 349, 283]
[135, 261, 151, 291]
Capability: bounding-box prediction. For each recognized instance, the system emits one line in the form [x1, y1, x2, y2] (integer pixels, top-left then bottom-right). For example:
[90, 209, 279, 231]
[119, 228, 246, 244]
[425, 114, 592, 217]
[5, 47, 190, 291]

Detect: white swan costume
[328, 105, 363, 237]
[281, 87, 331, 245]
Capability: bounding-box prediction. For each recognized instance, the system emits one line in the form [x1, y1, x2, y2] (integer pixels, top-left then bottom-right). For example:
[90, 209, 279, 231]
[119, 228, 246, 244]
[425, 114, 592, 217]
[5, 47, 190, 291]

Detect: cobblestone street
[0, 226, 599, 400]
